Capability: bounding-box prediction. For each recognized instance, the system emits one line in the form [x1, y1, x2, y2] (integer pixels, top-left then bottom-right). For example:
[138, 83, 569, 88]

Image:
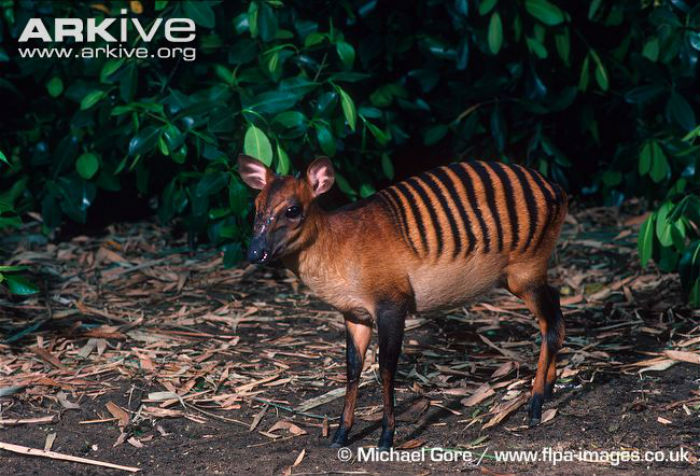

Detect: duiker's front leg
[331, 317, 371, 447]
[376, 301, 407, 450]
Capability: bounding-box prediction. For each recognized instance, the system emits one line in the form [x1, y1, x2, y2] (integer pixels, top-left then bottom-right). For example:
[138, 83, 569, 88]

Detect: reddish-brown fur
[238, 155, 568, 449]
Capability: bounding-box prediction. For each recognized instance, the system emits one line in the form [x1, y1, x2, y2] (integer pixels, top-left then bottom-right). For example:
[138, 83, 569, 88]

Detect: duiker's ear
[306, 157, 335, 197]
[238, 154, 272, 190]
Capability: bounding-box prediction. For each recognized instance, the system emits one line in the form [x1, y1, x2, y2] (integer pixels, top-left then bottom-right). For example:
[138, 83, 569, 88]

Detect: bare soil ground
[0, 204, 698, 476]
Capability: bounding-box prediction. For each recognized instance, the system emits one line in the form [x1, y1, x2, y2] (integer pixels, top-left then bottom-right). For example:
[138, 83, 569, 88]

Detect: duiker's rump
[238, 155, 568, 449]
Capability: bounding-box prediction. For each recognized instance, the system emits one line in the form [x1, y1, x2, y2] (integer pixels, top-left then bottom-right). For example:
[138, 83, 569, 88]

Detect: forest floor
[0, 202, 698, 476]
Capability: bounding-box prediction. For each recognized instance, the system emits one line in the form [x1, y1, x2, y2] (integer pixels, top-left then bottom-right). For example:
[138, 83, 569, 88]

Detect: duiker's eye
[285, 205, 302, 219]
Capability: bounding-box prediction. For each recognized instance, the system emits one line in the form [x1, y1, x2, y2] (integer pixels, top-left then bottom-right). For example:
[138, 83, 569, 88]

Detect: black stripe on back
[490, 162, 520, 251]
[511, 165, 539, 252]
[421, 170, 463, 258]
[377, 193, 404, 242]
[527, 170, 557, 251]
[394, 181, 429, 255]
[468, 161, 504, 252]
[406, 177, 444, 257]
[448, 163, 490, 253]
[381, 189, 418, 255]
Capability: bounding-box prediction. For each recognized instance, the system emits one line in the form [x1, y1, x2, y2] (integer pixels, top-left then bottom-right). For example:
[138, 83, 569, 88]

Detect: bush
[0, 1, 698, 303]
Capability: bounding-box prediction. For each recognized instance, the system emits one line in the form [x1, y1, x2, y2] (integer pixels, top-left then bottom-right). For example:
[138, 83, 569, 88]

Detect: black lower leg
[527, 285, 564, 426]
[376, 301, 406, 450]
[528, 392, 545, 425]
[331, 325, 365, 447]
[544, 286, 564, 401]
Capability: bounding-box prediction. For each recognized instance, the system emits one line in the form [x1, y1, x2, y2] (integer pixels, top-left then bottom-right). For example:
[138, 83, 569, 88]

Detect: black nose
[247, 247, 269, 263]
[247, 236, 270, 263]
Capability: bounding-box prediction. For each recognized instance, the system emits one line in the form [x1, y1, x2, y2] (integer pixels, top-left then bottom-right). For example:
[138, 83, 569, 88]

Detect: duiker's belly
[409, 254, 507, 312]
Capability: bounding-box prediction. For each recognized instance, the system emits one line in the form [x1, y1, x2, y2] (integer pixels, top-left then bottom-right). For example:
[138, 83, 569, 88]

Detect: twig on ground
[0, 441, 140, 473]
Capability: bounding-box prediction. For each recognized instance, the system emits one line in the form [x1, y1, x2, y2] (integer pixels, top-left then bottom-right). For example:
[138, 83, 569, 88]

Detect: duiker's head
[238, 154, 335, 264]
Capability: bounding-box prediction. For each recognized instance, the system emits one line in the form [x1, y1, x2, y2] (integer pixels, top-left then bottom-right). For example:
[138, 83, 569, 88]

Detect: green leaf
[257, 2, 278, 42]
[334, 172, 357, 197]
[650, 147, 669, 183]
[336, 41, 356, 67]
[266, 51, 280, 76]
[243, 125, 273, 165]
[525, 0, 565, 26]
[315, 124, 336, 156]
[172, 144, 187, 164]
[229, 177, 250, 217]
[276, 143, 290, 175]
[248, 2, 259, 38]
[639, 140, 668, 182]
[337, 86, 357, 132]
[161, 123, 184, 153]
[214, 64, 235, 85]
[655, 202, 674, 247]
[76, 153, 99, 180]
[666, 93, 696, 132]
[588, 0, 602, 19]
[128, 126, 160, 157]
[478, 0, 497, 16]
[0, 266, 27, 273]
[183, 0, 215, 28]
[46, 76, 63, 98]
[80, 90, 106, 110]
[5, 274, 39, 295]
[208, 208, 231, 220]
[304, 32, 326, 47]
[272, 111, 306, 128]
[359, 183, 376, 198]
[381, 153, 394, 180]
[554, 28, 570, 64]
[526, 37, 548, 58]
[642, 38, 659, 62]
[589, 50, 608, 91]
[0, 150, 9, 166]
[249, 90, 302, 114]
[195, 173, 227, 197]
[638, 141, 652, 176]
[100, 59, 125, 83]
[364, 120, 390, 145]
[671, 219, 686, 251]
[638, 213, 655, 267]
[594, 60, 609, 91]
[424, 124, 448, 145]
[488, 12, 503, 54]
[624, 84, 666, 104]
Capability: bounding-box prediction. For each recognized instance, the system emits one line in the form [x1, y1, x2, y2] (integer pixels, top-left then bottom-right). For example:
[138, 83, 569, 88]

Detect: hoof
[331, 426, 349, 448]
[377, 445, 391, 452]
[528, 417, 541, 427]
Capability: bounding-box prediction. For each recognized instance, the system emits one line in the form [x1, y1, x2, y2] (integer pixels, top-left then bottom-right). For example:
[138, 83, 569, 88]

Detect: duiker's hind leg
[507, 274, 565, 426]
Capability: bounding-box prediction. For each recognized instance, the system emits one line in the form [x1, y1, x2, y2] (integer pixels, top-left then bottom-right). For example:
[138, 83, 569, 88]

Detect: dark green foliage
[0, 1, 698, 304]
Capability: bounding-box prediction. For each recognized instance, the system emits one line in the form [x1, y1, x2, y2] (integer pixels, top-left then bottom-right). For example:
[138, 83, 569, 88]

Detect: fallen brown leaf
[268, 420, 307, 436]
[105, 401, 130, 427]
[461, 384, 495, 407]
